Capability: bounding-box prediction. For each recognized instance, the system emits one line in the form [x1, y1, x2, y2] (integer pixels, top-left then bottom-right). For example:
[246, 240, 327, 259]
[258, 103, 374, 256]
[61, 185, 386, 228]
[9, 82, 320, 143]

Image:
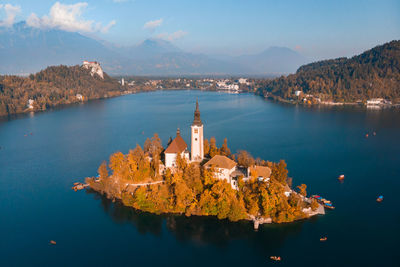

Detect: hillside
[0, 64, 122, 116]
[258, 40, 400, 103]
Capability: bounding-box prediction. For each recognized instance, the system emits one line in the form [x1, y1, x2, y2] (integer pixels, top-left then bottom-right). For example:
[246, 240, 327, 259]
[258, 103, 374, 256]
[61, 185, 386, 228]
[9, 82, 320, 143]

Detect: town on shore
[2, 39, 400, 117]
[85, 100, 325, 227]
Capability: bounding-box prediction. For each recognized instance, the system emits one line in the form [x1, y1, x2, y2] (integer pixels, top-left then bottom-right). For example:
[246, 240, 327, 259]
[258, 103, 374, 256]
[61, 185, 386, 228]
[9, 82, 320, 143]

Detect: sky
[0, 0, 399, 60]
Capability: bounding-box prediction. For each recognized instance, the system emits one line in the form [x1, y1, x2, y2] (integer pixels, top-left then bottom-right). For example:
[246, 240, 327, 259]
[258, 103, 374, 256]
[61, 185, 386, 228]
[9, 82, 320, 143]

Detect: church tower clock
[191, 99, 204, 162]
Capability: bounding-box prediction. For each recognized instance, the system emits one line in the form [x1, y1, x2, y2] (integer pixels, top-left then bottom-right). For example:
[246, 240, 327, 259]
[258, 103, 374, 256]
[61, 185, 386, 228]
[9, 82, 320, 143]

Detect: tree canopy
[257, 40, 400, 103]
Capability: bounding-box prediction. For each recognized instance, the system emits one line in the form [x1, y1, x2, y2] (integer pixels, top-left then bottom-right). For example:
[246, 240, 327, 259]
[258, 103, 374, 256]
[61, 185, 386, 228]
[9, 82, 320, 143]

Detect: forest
[0, 65, 123, 116]
[86, 134, 318, 223]
[257, 40, 400, 103]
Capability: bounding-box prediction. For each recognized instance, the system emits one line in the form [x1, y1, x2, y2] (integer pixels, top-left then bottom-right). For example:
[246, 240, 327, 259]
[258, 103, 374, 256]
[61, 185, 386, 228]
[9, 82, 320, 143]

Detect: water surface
[1, 90, 399, 266]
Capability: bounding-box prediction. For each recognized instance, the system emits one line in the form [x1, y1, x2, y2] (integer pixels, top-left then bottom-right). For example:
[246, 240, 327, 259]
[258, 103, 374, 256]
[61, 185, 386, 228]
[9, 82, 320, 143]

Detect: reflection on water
[87, 189, 306, 250]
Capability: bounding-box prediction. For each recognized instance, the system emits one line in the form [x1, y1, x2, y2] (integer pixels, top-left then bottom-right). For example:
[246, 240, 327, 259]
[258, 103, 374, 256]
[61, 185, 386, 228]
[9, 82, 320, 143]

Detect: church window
[194, 129, 198, 133]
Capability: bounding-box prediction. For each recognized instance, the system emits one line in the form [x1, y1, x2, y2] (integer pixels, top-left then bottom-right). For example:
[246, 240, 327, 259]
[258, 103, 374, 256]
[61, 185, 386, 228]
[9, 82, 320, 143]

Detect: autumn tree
[297, 184, 307, 197]
[219, 138, 231, 156]
[98, 161, 108, 180]
[209, 137, 218, 157]
[236, 150, 255, 168]
[271, 160, 288, 184]
[310, 198, 319, 211]
[204, 139, 210, 156]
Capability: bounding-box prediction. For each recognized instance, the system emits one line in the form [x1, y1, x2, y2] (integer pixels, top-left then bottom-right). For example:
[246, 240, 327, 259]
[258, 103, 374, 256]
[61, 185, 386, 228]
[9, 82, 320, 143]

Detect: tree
[209, 137, 218, 157]
[183, 164, 203, 195]
[219, 138, 231, 156]
[204, 139, 210, 156]
[143, 138, 152, 154]
[236, 150, 255, 168]
[98, 161, 108, 180]
[310, 198, 319, 211]
[271, 160, 288, 184]
[297, 184, 307, 197]
[150, 133, 163, 155]
[109, 151, 125, 176]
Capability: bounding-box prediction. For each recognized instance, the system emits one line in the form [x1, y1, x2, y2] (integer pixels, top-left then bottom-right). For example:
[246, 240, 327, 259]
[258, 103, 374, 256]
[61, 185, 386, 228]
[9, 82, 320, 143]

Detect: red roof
[164, 131, 187, 154]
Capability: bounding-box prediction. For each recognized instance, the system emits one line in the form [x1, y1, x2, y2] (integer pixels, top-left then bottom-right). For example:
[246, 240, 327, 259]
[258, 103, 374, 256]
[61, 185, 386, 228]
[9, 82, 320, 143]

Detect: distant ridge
[258, 40, 400, 103]
[0, 21, 308, 76]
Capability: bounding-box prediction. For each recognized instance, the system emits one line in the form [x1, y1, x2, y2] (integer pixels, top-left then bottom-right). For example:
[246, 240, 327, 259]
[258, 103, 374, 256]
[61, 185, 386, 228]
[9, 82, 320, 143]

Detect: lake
[1, 90, 399, 266]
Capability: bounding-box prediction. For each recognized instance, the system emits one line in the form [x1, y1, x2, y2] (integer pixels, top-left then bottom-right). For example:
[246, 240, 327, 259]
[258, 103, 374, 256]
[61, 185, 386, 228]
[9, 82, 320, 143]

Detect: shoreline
[262, 93, 400, 109]
[86, 178, 325, 228]
[4, 88, 398, 121]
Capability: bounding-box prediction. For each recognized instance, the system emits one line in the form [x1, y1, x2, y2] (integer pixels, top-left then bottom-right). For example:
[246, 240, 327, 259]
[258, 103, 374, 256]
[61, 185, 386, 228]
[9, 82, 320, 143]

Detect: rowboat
[270, 256, 281, 261]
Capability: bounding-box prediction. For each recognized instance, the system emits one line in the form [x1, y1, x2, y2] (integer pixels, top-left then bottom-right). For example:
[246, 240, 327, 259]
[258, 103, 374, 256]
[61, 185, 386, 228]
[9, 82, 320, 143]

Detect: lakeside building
[164, 128, 190, 168]
[27, 99, 34, 109]
[247, 165, 271, 183]
[164, 100, 204, 168]
[163, 101, 273, 190]
[204, 155, 238, 189]
[191, 100, 204, 162]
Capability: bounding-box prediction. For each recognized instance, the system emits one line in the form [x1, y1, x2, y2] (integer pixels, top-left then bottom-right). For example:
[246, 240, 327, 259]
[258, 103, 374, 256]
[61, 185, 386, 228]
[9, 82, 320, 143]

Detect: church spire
[192, 99, 202, 126]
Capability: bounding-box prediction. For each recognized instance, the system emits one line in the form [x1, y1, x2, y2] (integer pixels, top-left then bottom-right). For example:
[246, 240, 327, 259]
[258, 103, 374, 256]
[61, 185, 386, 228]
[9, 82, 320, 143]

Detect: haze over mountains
[0, 22, 308, 76]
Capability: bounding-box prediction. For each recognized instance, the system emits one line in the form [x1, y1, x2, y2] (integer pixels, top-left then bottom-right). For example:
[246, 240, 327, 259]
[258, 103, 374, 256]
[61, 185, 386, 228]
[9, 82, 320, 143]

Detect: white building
[238, 78, 248, 84]
[367, 98, 384, 105]
[247, 165, 271, 183]
[191, 99, 204, 162]
[27, 99, 34, 109]
[164, 101, 205, 168]
[121, 78, 125, 86]
[295, 90, 302, 97]
[204, 155, 238, 189]
[164, 129, 190, 168]
[76, 94, 83, 101]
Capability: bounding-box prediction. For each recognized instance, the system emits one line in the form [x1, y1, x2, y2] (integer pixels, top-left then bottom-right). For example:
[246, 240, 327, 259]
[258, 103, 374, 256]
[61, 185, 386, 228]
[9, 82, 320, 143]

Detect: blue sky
[1, 0, 399, 60]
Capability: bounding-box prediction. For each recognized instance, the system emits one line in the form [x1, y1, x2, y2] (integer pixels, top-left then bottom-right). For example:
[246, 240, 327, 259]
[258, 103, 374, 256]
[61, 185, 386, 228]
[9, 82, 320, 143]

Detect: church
[164, 99, 204, 168]
[163, 100, 272, 191]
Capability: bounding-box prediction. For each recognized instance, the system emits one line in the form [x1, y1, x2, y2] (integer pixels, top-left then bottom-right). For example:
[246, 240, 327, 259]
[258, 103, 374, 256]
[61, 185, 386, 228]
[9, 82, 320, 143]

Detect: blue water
[1, 90, 399, 266]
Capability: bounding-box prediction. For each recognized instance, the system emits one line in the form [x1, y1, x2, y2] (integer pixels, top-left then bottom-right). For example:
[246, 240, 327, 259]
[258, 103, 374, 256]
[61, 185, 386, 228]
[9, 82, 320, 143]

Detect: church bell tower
[191, 99, 204, 162]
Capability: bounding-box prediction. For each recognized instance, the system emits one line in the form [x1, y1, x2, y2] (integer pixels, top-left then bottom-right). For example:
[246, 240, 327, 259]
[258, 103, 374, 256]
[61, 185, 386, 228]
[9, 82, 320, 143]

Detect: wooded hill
[0, 65, 122, 116]
[257, 40, 400, 103]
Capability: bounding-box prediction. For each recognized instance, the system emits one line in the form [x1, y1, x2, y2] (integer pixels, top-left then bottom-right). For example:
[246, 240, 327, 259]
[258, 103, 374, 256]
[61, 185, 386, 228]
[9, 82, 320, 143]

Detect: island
[85, 100, 324, 227]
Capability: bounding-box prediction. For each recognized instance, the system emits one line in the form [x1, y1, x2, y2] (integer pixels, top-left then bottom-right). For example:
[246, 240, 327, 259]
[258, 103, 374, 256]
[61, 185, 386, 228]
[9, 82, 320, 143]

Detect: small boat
[320, 237, 327, 241]
[366, 133, 369, 138]
[312, 195, 334, 209]
[324, 203, 335, 209]
[338, 174, 345, 180]
[49, 240, 56, 245]
[376, 195, 384, 202]
[72, 182, 88, 191]
[270, 256, 281, 261]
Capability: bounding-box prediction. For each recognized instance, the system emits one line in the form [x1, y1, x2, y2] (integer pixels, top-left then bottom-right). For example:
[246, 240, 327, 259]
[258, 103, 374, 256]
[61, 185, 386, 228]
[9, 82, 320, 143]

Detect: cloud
[26, 2, 115, 33]
[0, 3, 21, 27]
[156, 30, 188, 41]
[100, 20, 116, 33]
[143, 18, 163, 30]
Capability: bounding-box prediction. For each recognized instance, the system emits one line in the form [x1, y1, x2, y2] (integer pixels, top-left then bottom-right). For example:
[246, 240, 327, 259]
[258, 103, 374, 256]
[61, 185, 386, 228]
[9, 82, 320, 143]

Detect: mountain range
[0, 22, 308, 76]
